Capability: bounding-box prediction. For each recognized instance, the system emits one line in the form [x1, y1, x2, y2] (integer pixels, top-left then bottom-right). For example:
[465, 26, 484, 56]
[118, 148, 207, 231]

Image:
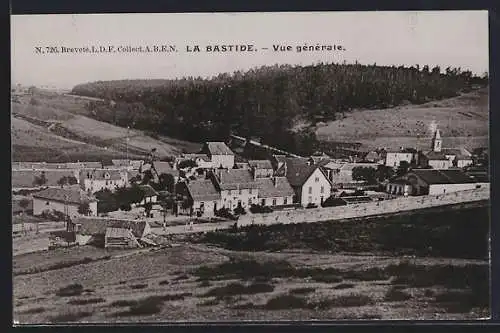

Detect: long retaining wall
[237, 187, 490, 227]
[162, 187, 489, 235]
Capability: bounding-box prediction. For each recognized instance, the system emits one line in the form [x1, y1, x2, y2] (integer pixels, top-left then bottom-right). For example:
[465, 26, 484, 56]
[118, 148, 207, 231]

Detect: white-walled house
[385, 150, 414, 168]
[185, 178, 222, 216]
[248, 160, 274, 178]
[210, 169, 259, 210]
[276, 157, 332, 207]
[202, 142, 235, 169]
[32, 187, 98, 218]
[137, 185, 158, 205]
[79, 169, 128, 194]
[255, 176, 295, 207]
[390, 169, 489, 196]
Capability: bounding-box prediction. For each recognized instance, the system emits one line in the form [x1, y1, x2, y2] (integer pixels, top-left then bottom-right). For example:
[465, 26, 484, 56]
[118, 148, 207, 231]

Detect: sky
[11, 11, 489, 89]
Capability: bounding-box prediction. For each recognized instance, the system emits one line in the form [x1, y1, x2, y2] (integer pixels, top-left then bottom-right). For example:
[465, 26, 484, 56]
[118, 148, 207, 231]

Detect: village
[12, 124, 489, 253]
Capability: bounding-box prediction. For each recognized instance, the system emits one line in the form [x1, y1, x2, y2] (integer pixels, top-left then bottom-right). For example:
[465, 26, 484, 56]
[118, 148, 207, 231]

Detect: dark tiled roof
[186, 179, 221, 201]
[138, 185, 158, 197]
[105, 227, 135, 239]
[205, 142, 234, 155]
[255, 177, 295, 198]
[282, 158, 324, 187]
[248, 160, 273, 169]
[441, 148, 462, 156]
[33, 187, 97, 205]
[214, 169, 258, 190]
[425, 151, 449, 161]
[72, 217, 149, 238]
[411, 169, 476, 185]
[81, 169, 123, 181]
[388, 177, 413, 185]
[12, 169, 78, 188]
[182, 153, 211, 162]
[153, 161, 179, 177]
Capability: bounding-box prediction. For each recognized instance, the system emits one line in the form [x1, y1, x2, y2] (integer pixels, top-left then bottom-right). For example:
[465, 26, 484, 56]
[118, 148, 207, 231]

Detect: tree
[143, 202, 153, 217]
[158, 173, 175, 192]
[142, 170, 154, 185]
[178, 159, 197, 169]
[33, 171, 47, 187]
[396, 161, 410, 176]
[57, 176, 68, 187]
[352, 167, 377, 184]
[19, 198, 31, 212]
[375, 165, 394, 182]
[67, 176, 78, 185]
[78, 202, 92, 216]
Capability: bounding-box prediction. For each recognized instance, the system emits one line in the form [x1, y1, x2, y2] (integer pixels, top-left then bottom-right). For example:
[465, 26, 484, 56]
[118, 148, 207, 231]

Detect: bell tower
[431, 128, 442, 152]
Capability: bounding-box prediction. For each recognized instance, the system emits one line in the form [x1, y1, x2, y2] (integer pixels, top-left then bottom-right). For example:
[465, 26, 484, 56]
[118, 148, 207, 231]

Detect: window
[308, 196, 312, 203]
[308, 186, 312, 194]
[249, 188, 252, 194]
[272, 198, 277, 206]
[476, 185, 481, 189]
[261, 199, 266, 206]
[284, 197, 288, 205]
[320, 186, 324, 194]
[238, 189, 242, 195]
[315, 177, 319, 182]
[46, 201, 50, 205]
[248, 198, 252, 205]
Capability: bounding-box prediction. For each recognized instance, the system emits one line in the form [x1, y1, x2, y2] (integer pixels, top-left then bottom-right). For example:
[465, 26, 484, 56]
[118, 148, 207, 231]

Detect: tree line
[72, 62, 488, 156]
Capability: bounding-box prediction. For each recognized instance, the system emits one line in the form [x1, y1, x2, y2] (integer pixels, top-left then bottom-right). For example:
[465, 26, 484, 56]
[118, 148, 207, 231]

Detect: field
[316, 88, 489, 151]
[13, 205, 490, 323]
[11, 93, 201, 162]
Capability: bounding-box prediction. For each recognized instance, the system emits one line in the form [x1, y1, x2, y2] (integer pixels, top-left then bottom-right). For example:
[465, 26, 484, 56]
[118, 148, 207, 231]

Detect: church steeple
[432, 128, 442, 152]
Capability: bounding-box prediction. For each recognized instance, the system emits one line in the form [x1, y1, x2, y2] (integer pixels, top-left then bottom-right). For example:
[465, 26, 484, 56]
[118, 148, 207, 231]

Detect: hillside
[71, 62, 488, 156]
[316, 88, 489, 151]
[11, 94, 201, 162]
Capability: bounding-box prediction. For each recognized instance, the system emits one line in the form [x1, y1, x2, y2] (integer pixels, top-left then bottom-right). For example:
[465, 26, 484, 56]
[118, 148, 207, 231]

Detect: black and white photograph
[11, 11, 490, 323]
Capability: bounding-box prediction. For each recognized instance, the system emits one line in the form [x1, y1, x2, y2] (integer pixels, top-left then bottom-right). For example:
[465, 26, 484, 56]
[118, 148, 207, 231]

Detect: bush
[234, 206, 246, 216]
[56, 284, 84, 297]
[306, 203, 318, 209]
[265, 294, 308, 310]
[67, 298, 106, 305]
[333, 283, 355, 290]
[215, 207, 238, 220]
[49, 310, 93, 323]
[129, 283, 148, 290]
[249, 204, 273, 214]
[202, 282, 274, 298]
[384, 287, 412, 302]
[289, 287, 316, 295]
[312, 294, 374, 309]
[311, 274, 343, 283]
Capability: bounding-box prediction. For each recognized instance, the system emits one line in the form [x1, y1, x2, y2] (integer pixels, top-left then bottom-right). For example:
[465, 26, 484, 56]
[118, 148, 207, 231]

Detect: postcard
[11, 11, 490, 323]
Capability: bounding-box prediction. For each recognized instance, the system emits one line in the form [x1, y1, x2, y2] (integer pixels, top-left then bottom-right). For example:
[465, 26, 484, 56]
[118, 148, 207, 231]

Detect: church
[419, 127, 473, 169]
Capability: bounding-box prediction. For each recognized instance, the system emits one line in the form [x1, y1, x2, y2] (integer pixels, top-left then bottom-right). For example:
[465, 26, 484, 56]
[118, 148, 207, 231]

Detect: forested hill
[72, 62, 488, 155]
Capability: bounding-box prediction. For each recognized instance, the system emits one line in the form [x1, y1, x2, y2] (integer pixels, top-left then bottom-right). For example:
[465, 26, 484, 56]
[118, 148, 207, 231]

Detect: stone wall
[237, 187, 490, 227]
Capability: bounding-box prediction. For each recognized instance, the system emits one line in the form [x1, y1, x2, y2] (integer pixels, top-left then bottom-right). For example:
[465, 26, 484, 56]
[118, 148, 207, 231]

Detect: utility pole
[126, 126, 130, 163]
[64, 194, 70, 232]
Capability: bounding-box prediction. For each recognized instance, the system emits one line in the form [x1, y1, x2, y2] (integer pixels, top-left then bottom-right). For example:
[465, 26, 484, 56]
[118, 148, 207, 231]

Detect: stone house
[79, 169, 128, 194]
[184, 178, 222, 216]
[275, 157, 332, 207]
[210, 169, 259, 210]
[32, 187, 98, 218]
